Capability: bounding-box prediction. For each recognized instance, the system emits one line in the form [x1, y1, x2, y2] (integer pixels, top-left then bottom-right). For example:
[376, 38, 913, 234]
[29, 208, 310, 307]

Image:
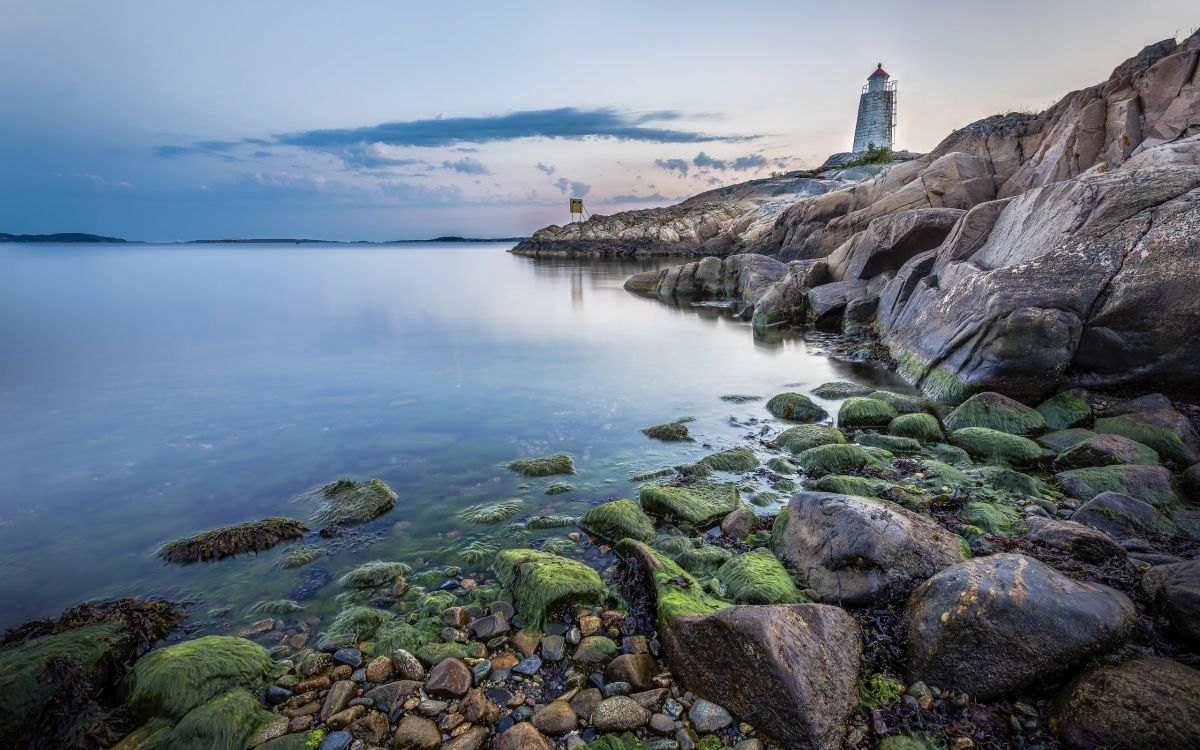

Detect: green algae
[716, 548, 801, 604]
[338, 561, 411, 589]
[630, 467, 676, 481]
[720, 394, 763, 403]
[126, 636, 272, 723]
[795, 443, 891, 477]
[699, 445, 760, 472]
[838, 397, 899, 428]
[969, 466, 1046, 497]
[750, 490, 782, 507]
[771, 478, 797, 493]
[276, 544, 324, 569]
[310, 478, 397, 526]
[960, 501, 1024, 537]
[676, 462, 715, 478]
[249, 599, 305, 615]
[458, 498, 523, 524]
[639, 480, 740, 526]
[674, 543, 734, 575]
[1035, 392, 1092, 431]
[641, 421, 693, 441]
[315, 606, 393, 651]
[1058, 435, 1159, 468]
[540, 538, 577, 555]
[856, 433, 922, 454]
[583, 732, 650, 750]
[767, 456, 798, 474]
[777, 423, 847, 454]
[158, 517, 308, 564]
[867, 390, 930, 415]
[810, 474, 889, 497]
[578, 499, 656, 543]
[1037, 428, 1099, 453]
[527, 514, 578, 529]
[917, 459, 972, 488]
[545, 481, 575, 495]
[889, 413, 942, 443]
[494, 549, 606, 628]
[949, 427, 1041, 466]
[615, 540, 727, 628]
[811, 381, 875, 399]
[944, 392, 1046, 435]
[1094, 415, 1194, 465]
[148, 688, 276, 750]
[865, 673, 904, 705]
[929, 443, 973, 466]
[507, 454, 577, 477]
[1055, 465, 1181, 511]
[765, 392, 829, 422]
[457, 539, 500, 564]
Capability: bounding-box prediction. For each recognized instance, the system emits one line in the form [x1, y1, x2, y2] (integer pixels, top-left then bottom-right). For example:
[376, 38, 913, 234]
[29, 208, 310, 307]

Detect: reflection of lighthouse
[852, 63, 897, 153]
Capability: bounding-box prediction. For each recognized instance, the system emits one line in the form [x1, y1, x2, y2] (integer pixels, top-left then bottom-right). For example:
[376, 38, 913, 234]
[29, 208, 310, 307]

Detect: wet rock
[393, 715, 442, 750]
[906, 553, 1135, 700]
[312, 478, 397, 526]
[771, 491, 963, 605]
[443, 725, 489, 750]
[363, 654, 392, 683]
[572, 635, 618, 665]
[688, 699, 733, 733]
[469, 612, 510, 640]
[631, 688, 668, 711]
[514, 654, 542, 676]
[579, 499, 657, 544]
[1050, 655, 1200, 750]
[1036, 392, 1092, 431]
[324, 704, 365, 729]
[349, 709, 389, 745]
[494, 549, 606, 628]
[317, 730, 353, 750]
[1024, 516, 1127, 563]
[1055, 464, 1180, 510]
[1071, 491, 1177, 537]
[838, 396, 898, 428]
[1141, 559, 1200, 647]
[497, 722, 554, 750]
[639, 480, 741, 526]
[321, 680, 360, 722]
[425, 657, 472, 698]
[664, 603, 860, 748]
[605, 653, 658, 691]
[591, 695, 651, 731]
[363, 679, 420, 706]
[949, 427, 1041, 466]
[460, 687, 501, 724]
[765, 392, 828, 422]
[332, 647, 362, 668]
[944, 392, 1046, 435]
[650, 713, 676, 735]
[531, 700, 578, 735]
[1094, 410, 1199, 465]
[1057, 433, 1159, 468]
[720, 505, 757, 541]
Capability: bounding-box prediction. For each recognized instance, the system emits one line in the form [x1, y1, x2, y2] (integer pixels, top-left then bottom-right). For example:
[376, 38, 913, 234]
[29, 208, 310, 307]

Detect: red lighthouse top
[869, 63, 889, 79]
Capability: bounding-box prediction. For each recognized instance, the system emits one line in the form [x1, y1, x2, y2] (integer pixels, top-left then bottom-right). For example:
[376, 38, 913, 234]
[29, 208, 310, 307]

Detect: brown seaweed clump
[158, 517, 308, 564]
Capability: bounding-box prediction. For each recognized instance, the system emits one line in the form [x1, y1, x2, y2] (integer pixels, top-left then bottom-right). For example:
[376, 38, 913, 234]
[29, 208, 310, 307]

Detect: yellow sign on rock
[569, 198, 583, 213]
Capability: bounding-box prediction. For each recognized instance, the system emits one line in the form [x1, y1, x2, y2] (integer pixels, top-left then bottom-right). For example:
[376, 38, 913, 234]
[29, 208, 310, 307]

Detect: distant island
[1, 233, 526, 244]
[0, 232, 128, 243]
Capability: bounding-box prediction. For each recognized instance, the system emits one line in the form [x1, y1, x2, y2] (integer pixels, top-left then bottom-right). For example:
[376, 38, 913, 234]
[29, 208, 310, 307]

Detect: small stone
[490, 600, 516, 619]
[579, 615, 602, 636]
[266, 684, 292, 706]
[512, 628, 541, 657]
[325, 704, 366, 729]
[688, 699, 732, 733]
[392, 649, 425, 681]
[631, 688, 669, 711]
[330, 664, 353, 681]
[332, 647, 363, 669]
[444, 606, 471, 628]
[288, 715, 314, 732]
[496, 721, 553, 750]
[567, 626, 582, 645]
[569, 687, 602, 719]
[426, 657, 472, 698]
[393, 715, 442, 750]
[735, 740, 765, 750]
[440, 712, 465, 732]
[532, 700, 578, 735]
[514, 654, 542, 676]
[542, 634, 566, 661]
[238, 617, 274, 636]
[663, 697, 684, 719]
[623, 635, 650, 654]
[591, 695, 650, 732]
[418, 698, 450, 716]
[572, 635, 617, 664]
[365, 655, 393, 684]
[349, 710, 390, 745]
[471, 612, 511, 640]
[606, 653, 658, 691]
[487, 686, 514, 705]
[460, 687, 501, 724]
[321, 680, 360, 722]
[317, 730, 353, 750]
[471, 659, 492, 683]
[443, 726, 489, 750]
[252, 715, 288, 745]
[301, 651, 332, 677]
[650, 713, 676, 735]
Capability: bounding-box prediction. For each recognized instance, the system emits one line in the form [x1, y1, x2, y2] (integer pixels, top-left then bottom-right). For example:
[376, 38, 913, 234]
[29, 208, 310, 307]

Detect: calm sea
[0, 241, 907, 630]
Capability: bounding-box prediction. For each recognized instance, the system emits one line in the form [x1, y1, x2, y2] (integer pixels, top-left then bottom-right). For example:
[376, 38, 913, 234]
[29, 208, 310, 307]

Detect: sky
[1, 1, 1196, 241]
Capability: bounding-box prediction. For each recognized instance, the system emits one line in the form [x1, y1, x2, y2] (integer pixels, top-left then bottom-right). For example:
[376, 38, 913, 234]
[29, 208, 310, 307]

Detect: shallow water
[0, 241, 909, 631]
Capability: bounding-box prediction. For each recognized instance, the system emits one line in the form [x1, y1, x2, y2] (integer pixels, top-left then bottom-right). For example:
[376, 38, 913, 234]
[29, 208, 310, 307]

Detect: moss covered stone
[277, 544, 324, 569]
[578, 499, 656, 543]
[970, 466, 1047, 498]
[1094, 415, 1195, 465]
[1037, 429, 1099, 454]
[944, 392, 1046, 435]
[838, 397, 898, 428]
[929, 443, 973, 466]
[716, 548, 801, 604]
[494, 549, 606, 628]
[311, 478, 397, 526]
[889, 413, 942, 443]
[765, 392, 829, 422]
[639, 481, 740, 526]
[508, 453, 576, 477]
[795, 443, 891, 477]
[126, 636, 272, 723]
[699, 446, 760, 472]
[337, 561, 411, 589]
[159, 517, 308, 564]
[812, 381, 876, 399]
[316, 606, 394, 651]
[1055, 465, 1180, 511]
[458, 499, 522, 524]
[767, 456, 798, 474]
[917, 459, 973, 488]
[856, 433, 922, 454]
[674, 543, 734, 574]
[676, 462, 714, 478]
[810, 474, 889, 497]
[868, 390, 930, 415]
[1057, 434, 1159, 469]
[615, 540, 727, 629]
[146, 688, 277, 750]
[960, 501, 1023, 537]
[1036, 392, 1092, 431]
[949, 427, 1041, 467]
[641, 421, 693, 442]
[414, 640, 487, 667]
[777, 424, 847, 454]
[545, 481, 574, 495]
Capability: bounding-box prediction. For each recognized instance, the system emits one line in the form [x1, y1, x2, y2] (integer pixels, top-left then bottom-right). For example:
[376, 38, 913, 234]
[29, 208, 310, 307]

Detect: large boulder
[1024, 515, 1126, 564]
[1049, 655, 1200, 750]
[943, 392, 1046, 435]
[662, 604, 861, 750]
[824, 208, 964, 282]
[1094, 410, 1199, 465]
[1056, 433, 1159, 468]
[905, 554, 1135, 700]
[770, 492, 964, 605]
[1141, 559, 1200, 647]
[1071, 491, 1177, 537]
[1055, 464, 1180, 510]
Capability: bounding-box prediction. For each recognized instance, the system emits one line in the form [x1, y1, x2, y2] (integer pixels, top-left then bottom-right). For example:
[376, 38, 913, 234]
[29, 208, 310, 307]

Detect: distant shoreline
[0, 232, 528, 245]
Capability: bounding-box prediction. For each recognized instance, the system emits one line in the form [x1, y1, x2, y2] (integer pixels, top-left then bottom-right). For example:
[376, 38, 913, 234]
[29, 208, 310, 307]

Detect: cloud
[553, 177, 590, 197]
[692, 151, 768, 172]
[731, 154, 768, 170]
[654, 158, 689, 176]
[376, 180, 467, 206]
[693, 151, 726, 170]
[442, 157, 490, 175]
[608, 193, 671, 204]
[535, 162, 556, 175]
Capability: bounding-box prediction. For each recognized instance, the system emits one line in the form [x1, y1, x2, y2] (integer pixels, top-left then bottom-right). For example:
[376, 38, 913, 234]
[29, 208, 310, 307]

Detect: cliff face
[618, 32, 1200, 401]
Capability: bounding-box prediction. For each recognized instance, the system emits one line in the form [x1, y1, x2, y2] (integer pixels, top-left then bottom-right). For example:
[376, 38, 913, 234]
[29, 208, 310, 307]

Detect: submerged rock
[1050, 655, 1200, 750]
[771, 492, 964, 605]
[811, 381, 875, 399]
[493, 549, 606, 628]
[311, 478, 397, 526]
[507, 454, 577, 477]
[638, 480, 740, 526]
[905, 554, 1135, 700]
[159, 517, 308, 564]
[579, 499, 657, 543]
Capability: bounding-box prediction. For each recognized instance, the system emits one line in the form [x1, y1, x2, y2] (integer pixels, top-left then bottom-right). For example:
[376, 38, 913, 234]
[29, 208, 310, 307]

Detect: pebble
[470, 613, 510, 640]
[514, 655, 542, 676]
[688, 699, 732, 733]
[417, 698, 449, 716]
[649, 713, 676, 735]
[486, 686, 514, 705]
[317, 729, 353, 750]
[320, 680, 359, 722]
[663, 697, 684, 719]
[332, 647, 363, 669]
[393, 715, 441, 750]
[471, 660, 492, 683]
[392, 649, 425, 681]
[542, 634, 566, 661]
[490, 601, 516, 619]
[603, 681, 632, 697]
[531, 700, 578, 735]
[365, 655, 393, 683]
[591, 695, 650, 731]
[426, 657, 472, 698]
[266, 684, 292, 705]
[734, 740, 765, 750]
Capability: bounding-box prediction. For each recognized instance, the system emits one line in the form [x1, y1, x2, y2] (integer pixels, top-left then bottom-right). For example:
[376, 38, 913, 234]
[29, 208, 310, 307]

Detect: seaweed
[889, 413, 943, 443]
[641, 421, 693, 441]
[337, 561, 411, 588]
[493, 548, 606, 628]
[507, 454, 576, 477]
[579, 499, 657, 544]
[838, 397, 898, 428]
[948, 427, 1041, 467]
[765, 392, 829, 422]
[248, 599, 305, 615]
[276, 544, 325, 569]
[811, 381, 875, 399]
[699, 446, 760, 472]
[716, 548, 801, 604]
[794, 443, 891, 477]
[458, 499, 523, 525]
[310, 478, 397, 526]
[125, 636, 273, 722]
[639, 481, 740, 526]
[944, 392, 1046, 435]
[527, 514, 578, 529]
[158, 517, 308, 564]
[777, 423, 847, 454]
[545, 481, 575, 495]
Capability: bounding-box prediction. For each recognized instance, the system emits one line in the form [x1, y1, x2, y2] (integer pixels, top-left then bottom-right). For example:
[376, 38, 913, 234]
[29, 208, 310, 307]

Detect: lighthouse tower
[852, 63, 897, 153]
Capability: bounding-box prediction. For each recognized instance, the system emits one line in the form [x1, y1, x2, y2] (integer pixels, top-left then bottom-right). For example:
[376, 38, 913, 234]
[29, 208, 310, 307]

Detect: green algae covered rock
[961, 501, 1024, 537]
[1055, 465, 1181, 511]
[676, 461, 714, 478]
[414, 640, 487, 667]
[615, 540, 727, 629]
[315, 606, 393, 651]
[654, 536, 733, 574]
[311, 478, 397, 526]
[838, 397, 898, 428]
[856, 433, 922, 454]
[158, 517, 308, 564]
[949, 427, 1041, 466]
[277, 543, 324, 569]
[765, 392, 829, 422]
[868, 390, 930, 415]
[795, 443, 891, 477]
[1094, 415, 1195, 465]
[1036, 392, 1092, 431]
[508, 453, 577, 477]
[889, 413, 942, 443]
[579, 499, 656, 543]
[809, 474, 889, 498]
[494, 549, 606, 627]
[1071, 492, 1178, 537]
[1058, 434, 1159, 469]
[812, 381, 875, 399]
[944, 392, 1046, 435]
[767, 456, 798, 474]
[1038, 428, 1099, 453]
[126, 636, 273, 722]
[639, 480, 740, 526]
[970, 466, 1047, 498]
[337, 560, 411, 589]
[140, 688, 277, 750]
[917, 459, 973, 488]
[716, 548, 801, 604]
[700, 445, 760, 472]
[777, 423, 847, 454]
[929, 443, 973, 466]
[641, 421, 693, 442]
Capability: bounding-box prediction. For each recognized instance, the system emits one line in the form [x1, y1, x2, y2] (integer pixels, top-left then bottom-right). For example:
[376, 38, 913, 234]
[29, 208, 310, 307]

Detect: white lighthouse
[852, 63, 897, 153]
